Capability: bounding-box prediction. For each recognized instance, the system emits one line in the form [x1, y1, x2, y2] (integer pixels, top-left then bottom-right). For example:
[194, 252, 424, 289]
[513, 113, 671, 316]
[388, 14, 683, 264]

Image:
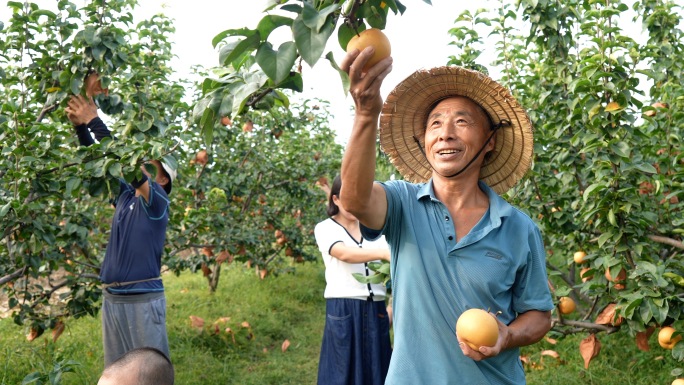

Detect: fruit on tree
[573, 251, 587, 264]
[195, 150, 209, 166]
[658, 326, 682, 349]
[580, 267, 593, 282]
[605, 267, 627, 290]
[346, 28, 391, 72]
[275, 229, 287, 245]
[221, 116, 232, 126]
[558, 297, 576, 314]
[644, 101, 669, 117]
[456, 308, 499, 350]
[242, 120, 253, 133]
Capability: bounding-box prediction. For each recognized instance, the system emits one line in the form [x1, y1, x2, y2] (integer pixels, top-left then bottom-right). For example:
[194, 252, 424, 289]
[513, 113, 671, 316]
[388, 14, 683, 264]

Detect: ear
[331, 194, 340, 205]
[485, 130, 497, 153]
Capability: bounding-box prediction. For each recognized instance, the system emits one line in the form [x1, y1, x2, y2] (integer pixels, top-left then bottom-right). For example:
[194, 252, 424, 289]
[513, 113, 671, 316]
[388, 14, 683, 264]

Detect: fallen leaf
[189, 315, 205, 330]
[210, 323, 220, 335]
[241, 321, 251, 328]
[541, 350, 560, 359]
[636, 326, 655, 351]
[519, 355, 530, 365]
[579, 333, 601, 369]
[545, 336, 558, 345]
[282, 339, 291, 352]
[52, 320, 65, 343]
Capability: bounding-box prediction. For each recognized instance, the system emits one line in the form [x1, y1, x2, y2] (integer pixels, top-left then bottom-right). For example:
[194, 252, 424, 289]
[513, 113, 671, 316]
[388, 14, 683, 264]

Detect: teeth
[439, 149, 459, 155]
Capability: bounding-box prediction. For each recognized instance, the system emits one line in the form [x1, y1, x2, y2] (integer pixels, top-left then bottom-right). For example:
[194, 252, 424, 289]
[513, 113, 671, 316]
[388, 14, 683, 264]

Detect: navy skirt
[317, 298, 392, 385]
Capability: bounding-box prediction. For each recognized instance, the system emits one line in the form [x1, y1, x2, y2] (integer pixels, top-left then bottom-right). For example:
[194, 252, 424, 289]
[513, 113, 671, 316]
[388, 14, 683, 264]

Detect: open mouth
[436, 149, 463, 158]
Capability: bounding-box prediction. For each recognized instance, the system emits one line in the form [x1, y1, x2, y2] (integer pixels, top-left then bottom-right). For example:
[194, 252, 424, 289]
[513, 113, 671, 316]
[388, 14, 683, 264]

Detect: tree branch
[0, 266, 27, 286]
[552, 318, 620, 334]
[648, 234, 684, 250]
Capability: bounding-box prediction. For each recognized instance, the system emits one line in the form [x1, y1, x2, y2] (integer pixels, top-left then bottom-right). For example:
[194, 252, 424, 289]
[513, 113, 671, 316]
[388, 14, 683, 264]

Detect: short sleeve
[512, 224, 554, 313]
[314, 220, 343, 256]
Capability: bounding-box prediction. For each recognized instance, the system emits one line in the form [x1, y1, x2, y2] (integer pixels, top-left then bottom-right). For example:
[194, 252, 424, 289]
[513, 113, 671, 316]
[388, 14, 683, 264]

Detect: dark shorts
[317, 298, 392, 385]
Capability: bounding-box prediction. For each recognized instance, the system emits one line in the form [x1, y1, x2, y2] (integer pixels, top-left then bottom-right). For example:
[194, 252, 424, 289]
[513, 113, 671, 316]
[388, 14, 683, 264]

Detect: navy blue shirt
[99, 180, 169, 294]
[75, 117, 170, 294]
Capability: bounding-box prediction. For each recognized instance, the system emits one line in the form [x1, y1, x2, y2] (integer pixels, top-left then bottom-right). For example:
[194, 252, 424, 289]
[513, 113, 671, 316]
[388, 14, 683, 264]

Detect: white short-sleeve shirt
[314, 218, 388, 300]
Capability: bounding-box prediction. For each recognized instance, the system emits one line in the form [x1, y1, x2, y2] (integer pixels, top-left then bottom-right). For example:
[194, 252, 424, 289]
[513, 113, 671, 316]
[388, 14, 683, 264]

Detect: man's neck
[432, 174, 488, 211]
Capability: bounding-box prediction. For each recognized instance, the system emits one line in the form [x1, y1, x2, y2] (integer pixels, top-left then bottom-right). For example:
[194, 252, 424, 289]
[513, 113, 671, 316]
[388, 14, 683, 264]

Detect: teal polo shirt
[362, 180, 553, 385]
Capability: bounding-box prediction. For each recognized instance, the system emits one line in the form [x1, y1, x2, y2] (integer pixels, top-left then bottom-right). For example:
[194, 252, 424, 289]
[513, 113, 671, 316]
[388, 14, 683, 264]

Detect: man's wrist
[86, 116, 102, 127]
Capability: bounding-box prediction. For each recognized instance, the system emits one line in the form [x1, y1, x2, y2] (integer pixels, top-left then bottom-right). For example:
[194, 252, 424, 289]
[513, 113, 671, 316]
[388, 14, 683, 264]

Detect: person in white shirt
[314, 175, 392, 385]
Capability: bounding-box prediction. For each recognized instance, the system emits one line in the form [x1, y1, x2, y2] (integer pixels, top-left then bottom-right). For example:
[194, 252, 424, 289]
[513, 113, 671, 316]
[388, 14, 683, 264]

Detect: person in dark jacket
[66, 71, 176, 366]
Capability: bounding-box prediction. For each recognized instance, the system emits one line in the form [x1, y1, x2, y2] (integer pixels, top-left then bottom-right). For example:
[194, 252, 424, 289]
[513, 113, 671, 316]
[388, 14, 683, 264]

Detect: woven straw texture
[379, 66, 533, 194]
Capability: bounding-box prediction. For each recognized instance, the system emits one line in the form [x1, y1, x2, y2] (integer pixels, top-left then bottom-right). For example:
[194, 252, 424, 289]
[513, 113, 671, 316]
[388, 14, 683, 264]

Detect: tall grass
[0, 262, 680, 384]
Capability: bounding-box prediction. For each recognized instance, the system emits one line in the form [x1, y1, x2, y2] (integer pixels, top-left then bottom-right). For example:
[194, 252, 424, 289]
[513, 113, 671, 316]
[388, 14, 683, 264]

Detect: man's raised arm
[338, 47, 393, 231]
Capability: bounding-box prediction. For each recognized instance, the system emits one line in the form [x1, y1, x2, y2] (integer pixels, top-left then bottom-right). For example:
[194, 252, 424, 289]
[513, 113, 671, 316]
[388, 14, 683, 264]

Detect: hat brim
[379, 66, 533, 194]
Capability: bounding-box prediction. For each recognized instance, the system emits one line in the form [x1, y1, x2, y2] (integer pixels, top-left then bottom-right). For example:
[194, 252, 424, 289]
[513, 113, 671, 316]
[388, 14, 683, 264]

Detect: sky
[133, 0, 475, 144]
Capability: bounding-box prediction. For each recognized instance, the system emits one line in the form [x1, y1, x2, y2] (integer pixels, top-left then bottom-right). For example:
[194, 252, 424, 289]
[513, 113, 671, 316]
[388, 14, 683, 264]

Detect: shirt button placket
[444, 211, 455, 243]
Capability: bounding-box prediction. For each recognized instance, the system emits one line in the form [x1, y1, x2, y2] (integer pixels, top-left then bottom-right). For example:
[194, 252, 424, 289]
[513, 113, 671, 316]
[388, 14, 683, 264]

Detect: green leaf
[256, 41, 297, 85]
[633, 162, 657, 174]
[610, 141, 630, 158]
[582, 183, 602, 201]
[597, 231, 612, 247]
[0, 202, 11, 218]
[607, 209, 616, 226]
[212, 27, 256, 48]
[256, 15, 293, 42]
[673, 340, 684, 361]
[337, 22, 361, 52]
[277, 72, 304, 93]
[325, 51, 350, 96]
[108, 162, 122, 178]
[301, 2, 339, 33]
[65, 178, 81, 196]
[292, 16, 335, 67]
[219, 33, 261, 67]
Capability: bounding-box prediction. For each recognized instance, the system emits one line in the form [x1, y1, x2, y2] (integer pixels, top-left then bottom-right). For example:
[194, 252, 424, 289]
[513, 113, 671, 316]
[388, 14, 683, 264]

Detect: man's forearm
[75, 124, 95, 146]
[504, 310, 552, 349]
[86, 117, 112, 142]
[340, 114, 379, 213]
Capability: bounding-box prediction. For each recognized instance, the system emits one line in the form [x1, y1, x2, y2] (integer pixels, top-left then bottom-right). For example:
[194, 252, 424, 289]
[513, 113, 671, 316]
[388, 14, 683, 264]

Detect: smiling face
[424, 96, 495, 179]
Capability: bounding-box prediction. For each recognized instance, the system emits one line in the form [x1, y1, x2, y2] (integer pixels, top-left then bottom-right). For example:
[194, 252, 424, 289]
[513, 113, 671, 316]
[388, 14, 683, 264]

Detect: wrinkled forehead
[424, 96, 492, 127]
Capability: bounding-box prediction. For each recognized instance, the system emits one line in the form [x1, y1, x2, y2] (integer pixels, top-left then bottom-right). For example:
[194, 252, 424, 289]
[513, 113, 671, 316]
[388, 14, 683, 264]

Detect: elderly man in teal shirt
[338, 48, 554, 384]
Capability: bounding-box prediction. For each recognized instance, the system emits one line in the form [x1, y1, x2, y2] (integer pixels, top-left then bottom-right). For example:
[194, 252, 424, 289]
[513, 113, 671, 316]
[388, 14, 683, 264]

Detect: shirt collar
[415, 179, 513, 223]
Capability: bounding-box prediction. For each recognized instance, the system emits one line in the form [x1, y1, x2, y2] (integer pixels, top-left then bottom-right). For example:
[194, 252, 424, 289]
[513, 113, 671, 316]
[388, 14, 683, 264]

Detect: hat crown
[161, 162, 177, 182]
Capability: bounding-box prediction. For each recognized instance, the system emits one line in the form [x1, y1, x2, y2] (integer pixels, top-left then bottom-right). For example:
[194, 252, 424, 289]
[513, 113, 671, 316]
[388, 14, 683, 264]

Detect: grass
[0, 262, 681, 384]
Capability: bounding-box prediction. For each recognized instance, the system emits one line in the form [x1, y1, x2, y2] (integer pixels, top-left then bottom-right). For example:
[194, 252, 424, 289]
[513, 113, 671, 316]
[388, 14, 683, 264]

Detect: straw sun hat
[379, 66, 534, 194]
